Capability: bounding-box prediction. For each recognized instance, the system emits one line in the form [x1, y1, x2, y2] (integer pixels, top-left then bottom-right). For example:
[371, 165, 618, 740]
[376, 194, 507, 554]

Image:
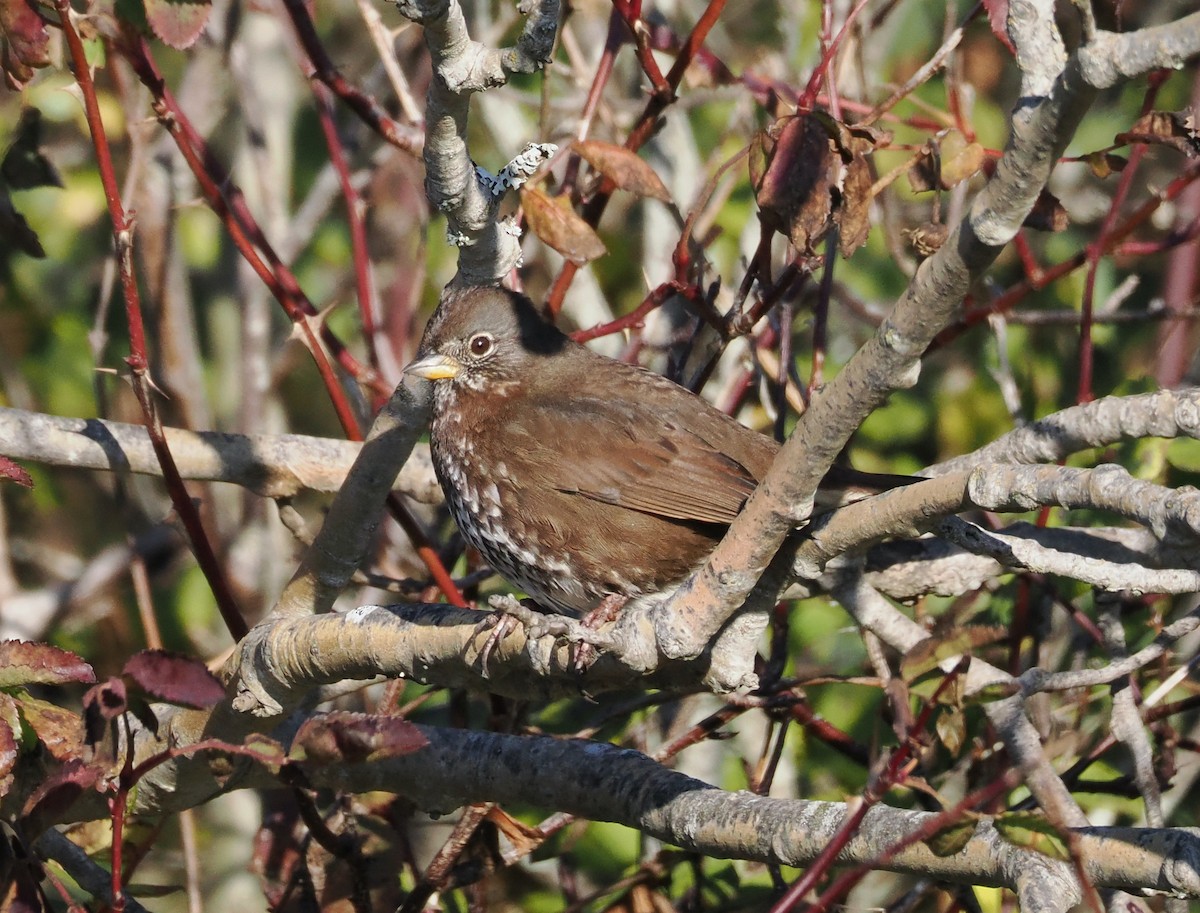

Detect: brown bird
[405, 285, 903, 619]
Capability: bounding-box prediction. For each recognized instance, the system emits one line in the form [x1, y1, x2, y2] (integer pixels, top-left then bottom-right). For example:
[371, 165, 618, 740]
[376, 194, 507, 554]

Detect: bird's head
[404, 285, 568, 393]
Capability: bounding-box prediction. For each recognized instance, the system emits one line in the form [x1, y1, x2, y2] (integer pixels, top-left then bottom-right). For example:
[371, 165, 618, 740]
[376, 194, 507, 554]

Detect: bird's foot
[481, 594, 621, 676]
[478, 594, 569, 676]
[572, 594, 628, 673]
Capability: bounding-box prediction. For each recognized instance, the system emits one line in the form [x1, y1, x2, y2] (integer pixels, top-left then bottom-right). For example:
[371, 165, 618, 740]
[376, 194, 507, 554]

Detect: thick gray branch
[652, 0, 1107, 660]
[929, 389, 1200, 475]
[396, 0, 559, 282]
[0, 406, 439, 502]
[294, 726, 1198, 899]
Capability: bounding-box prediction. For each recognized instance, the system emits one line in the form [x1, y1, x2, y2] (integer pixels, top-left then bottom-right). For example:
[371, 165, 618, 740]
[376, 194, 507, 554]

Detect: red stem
[1078, 74, 1162, 403]
[59, 2, 247, 641]
[797, 0, 871, 111]
[933, 157, 1200, 351]
[548, 0, 730, 314]
[280, 0, 424, 152]
[116, 34, 466, 607]
[315, 83, 384, 380]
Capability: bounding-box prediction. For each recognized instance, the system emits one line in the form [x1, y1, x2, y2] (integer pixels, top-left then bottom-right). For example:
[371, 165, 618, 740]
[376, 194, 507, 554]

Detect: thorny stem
[281, 0, 424, 154]
[117, 34, 465, 606]
[314, 84, 384, 378]
[546, 0, 729, 314]
[1078, 74, 1164, 403]
[935, 158, 1200, 350]
[59, 2, 248, 641]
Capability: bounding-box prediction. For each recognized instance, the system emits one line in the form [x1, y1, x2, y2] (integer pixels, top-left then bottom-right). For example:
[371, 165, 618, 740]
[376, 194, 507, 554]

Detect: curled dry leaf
[908, 131, 985, 191]
[574, 139, 671, 202]
[939, 138, 986, 188]
[935, 705, 966, 755]
[1116, 110, 1200, 158]
[750, 111, 880, 258]
[0, 0, 49, 89]
[1022, 188, 1069, 232]
[904, 221, 950, 257]
[485, 805, 543, 856]
[521, 186, 608, 265]
[1084, 151, 1127, 179]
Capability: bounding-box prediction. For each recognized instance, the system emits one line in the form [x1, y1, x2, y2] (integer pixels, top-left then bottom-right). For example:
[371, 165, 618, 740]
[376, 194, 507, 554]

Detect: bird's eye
[468, 333, 494, 358]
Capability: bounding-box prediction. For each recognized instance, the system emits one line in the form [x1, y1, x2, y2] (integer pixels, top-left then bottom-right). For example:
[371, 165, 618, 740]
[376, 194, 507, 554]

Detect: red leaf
[142, 0, 212, 49]
[0, 693, 20, 797]
[0, 641, 95, 688]
[1116, 110, 1200, 158]
[122, 649, 225, 709]
[294, 712, 428, 764]
[982, 0, 1015, 54]
[0, 456, 33, 488]
[22, 757, 105, 827]
[0, 0, 50, 89]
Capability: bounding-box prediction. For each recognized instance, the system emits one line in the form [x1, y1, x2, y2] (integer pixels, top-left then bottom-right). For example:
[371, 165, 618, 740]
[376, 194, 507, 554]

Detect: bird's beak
[404, 353, 463, 381]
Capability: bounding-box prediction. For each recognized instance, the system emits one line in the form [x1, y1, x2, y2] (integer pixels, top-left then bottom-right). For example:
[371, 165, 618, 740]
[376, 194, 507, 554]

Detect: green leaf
[925, 814, 979, 856]
[1166, 438, 1200, 474]
[993, 811, 1071, 861]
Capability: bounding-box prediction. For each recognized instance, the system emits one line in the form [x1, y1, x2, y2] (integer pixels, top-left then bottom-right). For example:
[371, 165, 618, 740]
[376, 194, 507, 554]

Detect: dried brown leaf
[904, 221, 949, 257]
[575, 140, 671, 202]
[836, 148, 873, 257]
[485, 806, 542, 856]
[751, 114, 839, 255]
[1116, 110, 1200, 158]
[939, 139, 985, 188]
[1022, 188, 1069, 232]
[522, 186, 607, 265]
[294, 711, 428, 764]
[1084, 151, 1127, 179]
[935, 706, 966, 755]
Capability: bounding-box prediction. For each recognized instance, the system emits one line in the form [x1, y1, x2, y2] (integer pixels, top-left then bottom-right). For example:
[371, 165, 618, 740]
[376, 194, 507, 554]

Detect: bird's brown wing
[507, 394, 763, 525]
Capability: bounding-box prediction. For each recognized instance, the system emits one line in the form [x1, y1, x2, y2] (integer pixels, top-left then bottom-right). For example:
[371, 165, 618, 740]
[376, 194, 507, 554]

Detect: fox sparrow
[405, 285, 904, 619]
